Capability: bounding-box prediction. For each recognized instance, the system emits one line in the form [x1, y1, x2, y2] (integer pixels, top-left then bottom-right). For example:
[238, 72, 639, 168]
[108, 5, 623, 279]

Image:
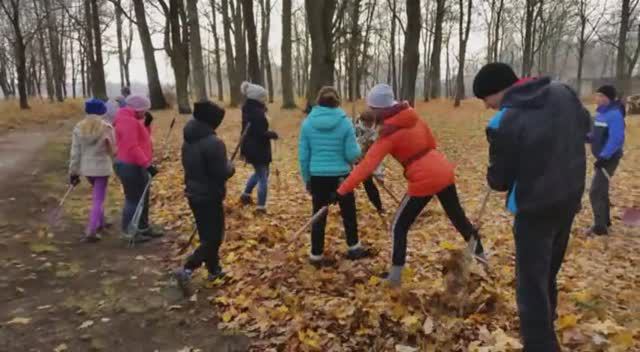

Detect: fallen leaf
[53, 343, 68, 352]
[423, 316, 434, 335]
[5, 317, 31, 325]
[395, 345, 418, 352]
[78, 320, 94, 329]
[556, 314, 578, 330]
[29, 242, 58, 253]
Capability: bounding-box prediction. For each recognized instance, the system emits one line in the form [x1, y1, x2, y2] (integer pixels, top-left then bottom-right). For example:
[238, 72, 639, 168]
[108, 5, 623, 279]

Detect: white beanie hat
[125, 95, 151, 112]
[241, 81, 267, 103]
[367, 84, 397, 108]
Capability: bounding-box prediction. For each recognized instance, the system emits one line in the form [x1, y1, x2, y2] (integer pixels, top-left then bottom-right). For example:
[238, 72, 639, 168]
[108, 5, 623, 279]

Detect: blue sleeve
[298, 122, 311, 183]
[343, 120, 362, 164]
[599, 111, 625, 159]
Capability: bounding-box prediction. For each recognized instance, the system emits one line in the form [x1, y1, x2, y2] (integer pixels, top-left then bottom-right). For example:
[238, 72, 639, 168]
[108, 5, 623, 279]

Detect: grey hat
[367, 84, 397, 108]
[241, 81, 267, 103]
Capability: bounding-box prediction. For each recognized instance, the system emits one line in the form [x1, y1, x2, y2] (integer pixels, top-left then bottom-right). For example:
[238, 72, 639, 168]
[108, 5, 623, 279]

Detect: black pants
[363, 177, 383, 212]
[589, 156, 620, 232]
[310, 176, 359, 256]
[391, 184, 476, 266]
[184, 198, 224, 274]
[114, 161, 150, 232]
[513, 207, 576, 352]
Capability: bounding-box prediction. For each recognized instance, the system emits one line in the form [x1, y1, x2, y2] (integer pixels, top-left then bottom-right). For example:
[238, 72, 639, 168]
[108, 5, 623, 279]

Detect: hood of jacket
[184, 118, 214, 144]
[379, 103, 417, 137]
[501, 77, 552, 109]
[597, 100, 626, 117]
[306, 106, 348, 131]
[76, 115, 108, 144]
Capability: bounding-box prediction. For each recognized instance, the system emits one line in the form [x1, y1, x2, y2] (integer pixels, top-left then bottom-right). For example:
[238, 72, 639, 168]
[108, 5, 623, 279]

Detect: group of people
[68, 87, 162, 243]
[69, 62, 626, 351]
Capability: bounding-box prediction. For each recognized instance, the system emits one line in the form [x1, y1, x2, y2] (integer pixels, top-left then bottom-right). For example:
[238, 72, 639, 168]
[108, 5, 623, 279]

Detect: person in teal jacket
[298, 86, 370, 267]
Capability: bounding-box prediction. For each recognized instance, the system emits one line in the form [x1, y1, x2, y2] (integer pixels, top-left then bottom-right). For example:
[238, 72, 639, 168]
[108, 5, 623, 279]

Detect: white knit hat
[125, 95, 151, 112]
[367, 84, 397, 108]
[241, 81, 267, 103]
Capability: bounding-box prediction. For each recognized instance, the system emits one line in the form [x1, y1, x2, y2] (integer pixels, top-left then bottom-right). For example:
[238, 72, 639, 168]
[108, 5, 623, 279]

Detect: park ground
[0, 98, 638, 351]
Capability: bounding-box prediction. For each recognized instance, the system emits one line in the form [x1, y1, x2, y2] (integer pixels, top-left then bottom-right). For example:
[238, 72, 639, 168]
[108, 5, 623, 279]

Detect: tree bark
[388, 0, 398, 96]
[132, 0, 167, 109]
[400, 0, 421, 106]
[42, 0, 64, 102]
[33, 0, 54, 102]
[163, 0, 192, 113]
[260, 0, 274, 102]
[209, 0, 224, 102]
[187, 0, 208, 101]
[454, 0, 472, 107]
[87, 0, 108, 100]
[617, 0, 632, 94]
[305, 0, 337, 104]
[428, 0, 445, 99]
[281, 0, 296, 108]
[0, 0, 30, 108]
[231, 0, 247, 83]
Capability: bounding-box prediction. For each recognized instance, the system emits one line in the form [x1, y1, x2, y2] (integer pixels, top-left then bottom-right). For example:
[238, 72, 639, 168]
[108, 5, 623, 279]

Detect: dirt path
[0, 123, 248, 352]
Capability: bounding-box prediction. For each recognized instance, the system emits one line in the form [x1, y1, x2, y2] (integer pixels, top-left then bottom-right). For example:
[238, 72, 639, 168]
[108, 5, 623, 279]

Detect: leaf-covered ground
[122, 100, 640, 351]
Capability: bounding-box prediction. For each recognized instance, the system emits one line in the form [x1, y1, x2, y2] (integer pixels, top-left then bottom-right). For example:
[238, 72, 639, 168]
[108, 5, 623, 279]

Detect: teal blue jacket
[298, 106, 361, 183]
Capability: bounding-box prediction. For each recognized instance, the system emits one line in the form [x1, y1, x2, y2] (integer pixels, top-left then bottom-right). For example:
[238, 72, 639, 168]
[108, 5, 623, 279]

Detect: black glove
[265, 131, 279, 140]
[147, 165, 159, 177]
[594, 158, 607, 169]
[69, 174, 80, 186]
[144, 112, 154, 127]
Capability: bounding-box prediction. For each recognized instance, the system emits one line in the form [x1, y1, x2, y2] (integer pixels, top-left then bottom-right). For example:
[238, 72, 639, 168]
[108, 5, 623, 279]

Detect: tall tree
[281, 0, 296, 108]
[616, 0, 639, 94]
[347, 0, 362, 102]
[388, 0, 398, 96]
[209, 0, 224, 102]
[220, 0, 241, 106]
[85, 0, 107, 100]
[159, 0, 191, 113]
[260, 0, 274, 102]
[305, 0, 338, 103]
[231, 0, 247, 84]
[242, 0, 262, 85]
[32, 0, 54, 101]
[454, 0, 472, 107]
[400, 0, 421, 105]
[1, 0, 32, 108]
[575, 0, 603, 95]
[43, 0, 64, 101]
[187, 0, 208, 101]
[428, 0, 446, 99]
[132, 0, 167, 109]
[521, 0, 543, 77]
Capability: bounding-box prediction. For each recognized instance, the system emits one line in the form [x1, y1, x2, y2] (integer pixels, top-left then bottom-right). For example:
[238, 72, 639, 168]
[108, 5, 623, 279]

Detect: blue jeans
[243, 164, 269, 207]
[114, 161, 150, 232]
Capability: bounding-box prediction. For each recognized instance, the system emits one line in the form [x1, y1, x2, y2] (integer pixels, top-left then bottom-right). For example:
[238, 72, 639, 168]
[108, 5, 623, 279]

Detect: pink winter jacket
[113, 107, 153, 167]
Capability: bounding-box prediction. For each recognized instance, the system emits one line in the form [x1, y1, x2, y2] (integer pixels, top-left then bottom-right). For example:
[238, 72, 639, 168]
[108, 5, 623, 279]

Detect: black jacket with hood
[182, 118, 234, 202]
[240, 99, 278, 165]
[486, 77, 591, 215]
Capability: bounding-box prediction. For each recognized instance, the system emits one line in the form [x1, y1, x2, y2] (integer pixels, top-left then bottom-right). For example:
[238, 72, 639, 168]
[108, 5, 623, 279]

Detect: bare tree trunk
[209, 0, 224, 102]
[87, 0, 107, 100]
[281, 0, 296, 108]
[70, 35, 76, 99]
[220, 0, 241, 106]
[242, 0, 262, 85]
[187, 0, 208, 101]
[454, 0, 472, 107]
[33, 0, 55, 102]
[400, 0, 421, 106]
[162, 0, 192, 113]
[423, 0, 432, 101]
[132, 0, 167, 109]
[305, 0, 337, 103]
[429, 0, 445, 99]
[115, 0, 126, 88]
[259, 0, 274, 102]
[357, 0, 376, 99]
[232, 0, 247, 83]
[0, 1, 30, 109]
[42, 0, 64, 102]
[388, 0, 398, 96]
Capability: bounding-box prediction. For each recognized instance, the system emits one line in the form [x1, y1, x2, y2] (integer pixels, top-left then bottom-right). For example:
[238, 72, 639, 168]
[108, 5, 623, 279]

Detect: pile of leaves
[148, 101, 640, 351]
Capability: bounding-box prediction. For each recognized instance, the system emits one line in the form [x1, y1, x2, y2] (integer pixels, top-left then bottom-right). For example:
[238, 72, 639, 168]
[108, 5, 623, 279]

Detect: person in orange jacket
[336, 84, 486, 286]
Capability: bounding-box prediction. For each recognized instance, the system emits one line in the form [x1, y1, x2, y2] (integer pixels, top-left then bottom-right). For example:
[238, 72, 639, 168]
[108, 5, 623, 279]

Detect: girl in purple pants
[69, 98, 116, 242]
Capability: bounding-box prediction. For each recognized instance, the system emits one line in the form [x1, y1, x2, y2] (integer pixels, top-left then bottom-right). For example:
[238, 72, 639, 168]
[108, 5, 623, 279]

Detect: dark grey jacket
[182, 119, 234, 202]
[486, 77, 591, 215]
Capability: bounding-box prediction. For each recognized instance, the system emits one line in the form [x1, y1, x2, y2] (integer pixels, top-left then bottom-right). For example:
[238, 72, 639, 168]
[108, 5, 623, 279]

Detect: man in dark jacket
[473, 63, 591, 352]
[174, 100, 235, 296]
[586, 85, 626, 236]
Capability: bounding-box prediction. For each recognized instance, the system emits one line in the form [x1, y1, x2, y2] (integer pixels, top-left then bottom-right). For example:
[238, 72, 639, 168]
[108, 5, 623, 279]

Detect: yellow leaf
[439, 241, 457, 250]
[610, 330, 634, 349]
[590, 320, 622, 335]
[222, 311, 233, 323]
[29, 242, 58, 253]
[368, 275, 381, 286]
[5, 317, 31, 325]
[571, 290, 592, 304]
[556, 314, 578, 330]
[298, 329, 321, 350]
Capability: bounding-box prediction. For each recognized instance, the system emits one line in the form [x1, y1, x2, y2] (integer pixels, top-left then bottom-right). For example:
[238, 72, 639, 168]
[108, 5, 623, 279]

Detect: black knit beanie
[193, 100, 225, 130]
[596, 85, 617, 101]
[473, 63, 519, 99]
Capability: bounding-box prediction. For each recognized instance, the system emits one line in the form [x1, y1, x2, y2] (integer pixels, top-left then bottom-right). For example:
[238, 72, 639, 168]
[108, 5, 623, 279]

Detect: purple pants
[87, 176, 108, 235]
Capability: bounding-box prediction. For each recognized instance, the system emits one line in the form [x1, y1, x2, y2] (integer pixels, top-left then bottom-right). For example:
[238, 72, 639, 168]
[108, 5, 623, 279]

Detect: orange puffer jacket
[337, 104, 455, 197]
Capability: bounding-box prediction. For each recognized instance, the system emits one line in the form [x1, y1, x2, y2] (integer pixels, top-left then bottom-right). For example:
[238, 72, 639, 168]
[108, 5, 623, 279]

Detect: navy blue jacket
[240, 99, 277, 165]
